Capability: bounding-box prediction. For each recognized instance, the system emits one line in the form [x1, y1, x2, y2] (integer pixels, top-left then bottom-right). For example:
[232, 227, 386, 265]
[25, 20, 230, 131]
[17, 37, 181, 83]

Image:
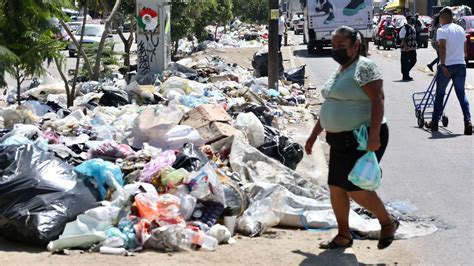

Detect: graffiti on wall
[137, 6, 160, 74]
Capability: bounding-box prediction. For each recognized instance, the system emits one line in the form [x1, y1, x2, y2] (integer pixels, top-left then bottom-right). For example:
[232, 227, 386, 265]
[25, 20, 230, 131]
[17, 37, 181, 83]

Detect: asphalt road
[291, 33, 474, 264]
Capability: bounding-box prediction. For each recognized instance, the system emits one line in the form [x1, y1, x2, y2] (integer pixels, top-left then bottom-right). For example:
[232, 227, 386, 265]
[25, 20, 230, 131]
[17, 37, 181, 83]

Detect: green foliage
[0, 0, 72, 90]
[171, 0, 233, 54]
[171, 0, 201, 44]
[233, 0, 268, 24]
[215, 0, 233, 26]
[82, 41, 122, 79]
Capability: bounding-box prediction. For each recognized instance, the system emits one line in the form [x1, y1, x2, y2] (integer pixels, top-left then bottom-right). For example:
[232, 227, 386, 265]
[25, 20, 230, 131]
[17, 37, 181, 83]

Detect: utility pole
[268, 0, 279, 91]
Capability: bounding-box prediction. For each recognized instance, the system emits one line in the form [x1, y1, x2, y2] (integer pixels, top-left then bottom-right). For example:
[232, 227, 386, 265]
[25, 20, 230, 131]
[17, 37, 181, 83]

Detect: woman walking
[305, 26, 399, 250]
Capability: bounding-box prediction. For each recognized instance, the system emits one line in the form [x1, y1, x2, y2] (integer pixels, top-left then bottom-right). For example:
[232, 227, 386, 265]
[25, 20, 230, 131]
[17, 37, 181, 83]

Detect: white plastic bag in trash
[149, 125, 204, 150]
[47, 205, 121, 252]
[131, 105, 184, 148]
[234, 112, 265, 147]
[236, 188, 287, 237]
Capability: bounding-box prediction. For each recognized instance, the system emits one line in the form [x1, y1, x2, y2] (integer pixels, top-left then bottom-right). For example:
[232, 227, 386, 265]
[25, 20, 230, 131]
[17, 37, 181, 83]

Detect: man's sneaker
[425, 121, 439, 132]
[343, 0, 366, 16]
[465, 121, 472, 135]
[324, 13, 335, 24]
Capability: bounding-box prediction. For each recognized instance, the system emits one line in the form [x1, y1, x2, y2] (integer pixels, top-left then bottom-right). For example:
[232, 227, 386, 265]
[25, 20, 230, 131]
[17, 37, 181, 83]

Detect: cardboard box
[196, 121, 238, 144]
[181, 104, 232, 129]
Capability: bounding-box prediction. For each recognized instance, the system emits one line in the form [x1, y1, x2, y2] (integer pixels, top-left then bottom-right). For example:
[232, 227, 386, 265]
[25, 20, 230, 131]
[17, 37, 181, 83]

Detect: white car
[67, 24, 114, 57]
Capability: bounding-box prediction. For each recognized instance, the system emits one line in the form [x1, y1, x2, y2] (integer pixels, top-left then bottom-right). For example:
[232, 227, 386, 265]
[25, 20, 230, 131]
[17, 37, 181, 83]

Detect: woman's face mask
[331, 34, 358, 65]
[331, 48, 352, 65]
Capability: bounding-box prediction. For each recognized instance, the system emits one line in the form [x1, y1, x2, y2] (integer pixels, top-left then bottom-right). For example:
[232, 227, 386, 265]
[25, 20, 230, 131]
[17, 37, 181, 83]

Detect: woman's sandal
[319, 234, 353, 250]
[378, 219, 400, 250]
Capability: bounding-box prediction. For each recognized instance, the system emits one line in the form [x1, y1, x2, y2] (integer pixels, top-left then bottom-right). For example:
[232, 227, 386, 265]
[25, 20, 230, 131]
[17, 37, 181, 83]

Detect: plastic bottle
[99, 246, 129, 255]
[182, 229, 218, 251]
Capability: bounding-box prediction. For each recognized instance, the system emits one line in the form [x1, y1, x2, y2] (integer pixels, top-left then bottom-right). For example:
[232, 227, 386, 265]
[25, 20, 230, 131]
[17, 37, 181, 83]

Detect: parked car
[291, 13, 304, 35]
[414, 18, 430, 48]
[67, 24, 114, 57]
[66, 22, 84, 34]
[456, 16, 474, 62]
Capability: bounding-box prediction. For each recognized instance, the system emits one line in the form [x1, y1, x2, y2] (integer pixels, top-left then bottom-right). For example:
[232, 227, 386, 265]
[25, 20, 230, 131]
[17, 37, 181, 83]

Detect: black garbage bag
[227, 103, 274, 126]
[99, 87, 130, 107]
[258, 126, 304, 170]
[172, 143, 209, 172]
[0, 144, 99, 245]
[284, 65, 306, 86]
[167, 62, 198, 80]
[243, 32, 259, 41]
[252, 49, 283, 77]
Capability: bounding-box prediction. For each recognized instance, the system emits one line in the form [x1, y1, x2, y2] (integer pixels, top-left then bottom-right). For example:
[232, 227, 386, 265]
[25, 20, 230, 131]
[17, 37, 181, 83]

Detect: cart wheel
[418, 117, 424, 128]
[415, 109, 421, 118]
[442, 115, 449, 127]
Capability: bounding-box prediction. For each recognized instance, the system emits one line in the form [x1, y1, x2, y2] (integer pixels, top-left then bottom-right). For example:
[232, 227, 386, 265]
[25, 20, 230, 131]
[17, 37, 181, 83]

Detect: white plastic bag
[234, 112, 265, 147]
[149, 125, 204, 150]
[132, 105, 184, 148]
[348, 125, 382, 191]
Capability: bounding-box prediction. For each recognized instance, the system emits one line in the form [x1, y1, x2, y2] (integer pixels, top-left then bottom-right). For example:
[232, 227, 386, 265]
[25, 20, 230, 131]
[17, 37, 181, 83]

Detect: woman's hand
[367, 135, 381, 152]
[305, 135, 317, 155]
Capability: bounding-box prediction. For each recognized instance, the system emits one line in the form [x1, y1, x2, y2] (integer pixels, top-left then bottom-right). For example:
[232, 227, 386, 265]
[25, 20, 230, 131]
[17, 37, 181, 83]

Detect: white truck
[303, 0, 373, 54]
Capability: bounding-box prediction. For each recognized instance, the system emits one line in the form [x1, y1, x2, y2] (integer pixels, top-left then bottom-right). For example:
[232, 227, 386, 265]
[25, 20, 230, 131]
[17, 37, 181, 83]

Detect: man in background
[278, 10, 287, 51]
[427, 7, 471, 135]
[399, 16, 417, 81]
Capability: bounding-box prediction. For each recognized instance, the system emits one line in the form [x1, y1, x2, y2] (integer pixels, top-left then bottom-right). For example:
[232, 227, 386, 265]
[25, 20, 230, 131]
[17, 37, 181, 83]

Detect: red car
[456, 16, 474, 62]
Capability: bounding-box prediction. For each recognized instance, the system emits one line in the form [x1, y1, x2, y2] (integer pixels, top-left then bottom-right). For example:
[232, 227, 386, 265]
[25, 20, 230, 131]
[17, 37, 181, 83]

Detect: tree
[170, 0, 201, 56]
[232, 0, 268, 24]
[0, 0, 72, 104]
[213, 0, 233, 37]
[0, 46, 18, 88]
[116, 1, 136, 72]
[74, 0, 122, 81]
[91, 0, 122, 81]
[170, 0, 230, 56]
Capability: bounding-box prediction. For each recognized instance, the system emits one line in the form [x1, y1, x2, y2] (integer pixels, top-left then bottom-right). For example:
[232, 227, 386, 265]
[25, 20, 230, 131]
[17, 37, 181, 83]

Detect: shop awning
[384, 0, 406, 12]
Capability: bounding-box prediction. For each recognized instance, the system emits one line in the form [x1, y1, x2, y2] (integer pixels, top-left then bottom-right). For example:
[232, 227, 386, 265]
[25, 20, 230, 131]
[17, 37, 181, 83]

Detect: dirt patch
[0, 229, 415, 265]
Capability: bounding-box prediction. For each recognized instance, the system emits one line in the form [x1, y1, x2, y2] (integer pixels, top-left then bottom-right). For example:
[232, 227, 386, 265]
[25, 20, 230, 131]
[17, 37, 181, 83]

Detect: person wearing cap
[414, 13, 423, 48]
[399, 16, 417, 81]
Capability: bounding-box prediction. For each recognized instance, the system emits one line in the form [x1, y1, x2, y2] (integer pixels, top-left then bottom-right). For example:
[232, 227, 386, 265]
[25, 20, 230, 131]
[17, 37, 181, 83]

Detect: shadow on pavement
[429, 132, 463, 139]
[293, 47, 332, 58]
[0, 237, 45, 253]
[292, 249, 374, 266]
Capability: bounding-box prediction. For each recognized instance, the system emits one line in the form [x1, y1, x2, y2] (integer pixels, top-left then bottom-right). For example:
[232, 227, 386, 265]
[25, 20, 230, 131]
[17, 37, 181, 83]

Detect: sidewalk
[278, 33, 418, 265]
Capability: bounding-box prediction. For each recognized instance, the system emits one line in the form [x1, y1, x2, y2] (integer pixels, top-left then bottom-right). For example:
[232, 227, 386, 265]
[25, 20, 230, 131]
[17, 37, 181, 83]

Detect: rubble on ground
[0, 43, 438, 255]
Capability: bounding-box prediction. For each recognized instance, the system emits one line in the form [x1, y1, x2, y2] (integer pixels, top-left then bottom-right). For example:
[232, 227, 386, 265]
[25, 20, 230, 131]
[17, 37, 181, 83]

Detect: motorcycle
[378, 25, 396, 50]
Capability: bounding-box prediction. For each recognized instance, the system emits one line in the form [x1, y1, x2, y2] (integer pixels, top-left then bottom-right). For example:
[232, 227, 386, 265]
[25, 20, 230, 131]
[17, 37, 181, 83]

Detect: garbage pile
[176, 20, 267, 55]
[0, 55, 438, 255]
